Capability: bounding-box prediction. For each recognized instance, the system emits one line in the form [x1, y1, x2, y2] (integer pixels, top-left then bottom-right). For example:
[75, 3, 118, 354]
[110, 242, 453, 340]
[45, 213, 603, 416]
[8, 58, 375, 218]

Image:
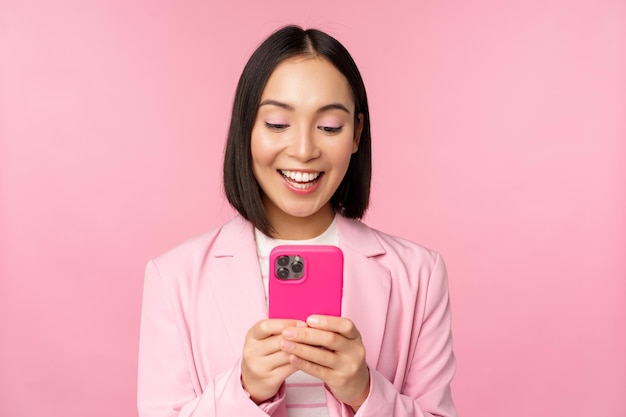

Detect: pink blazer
[138, 215, 457, 417]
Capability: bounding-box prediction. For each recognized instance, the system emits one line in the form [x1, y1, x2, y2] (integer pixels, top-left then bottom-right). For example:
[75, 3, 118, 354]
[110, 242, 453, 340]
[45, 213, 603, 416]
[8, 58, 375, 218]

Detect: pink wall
[1, 1, 625, 416]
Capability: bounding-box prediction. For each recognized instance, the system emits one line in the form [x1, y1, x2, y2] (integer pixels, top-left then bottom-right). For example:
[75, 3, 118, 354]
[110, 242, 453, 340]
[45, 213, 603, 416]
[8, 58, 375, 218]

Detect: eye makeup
[264, 117, 290, 130]
[261, 116, 346, 133]
[318, 126, 343, 133]
[317, 118, 344, 133]
[317, 119, 342, 128]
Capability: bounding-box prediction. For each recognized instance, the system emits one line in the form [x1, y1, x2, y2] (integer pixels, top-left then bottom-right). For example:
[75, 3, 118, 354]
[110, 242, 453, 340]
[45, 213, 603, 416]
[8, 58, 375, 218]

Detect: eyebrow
[259, 99, 351, 114]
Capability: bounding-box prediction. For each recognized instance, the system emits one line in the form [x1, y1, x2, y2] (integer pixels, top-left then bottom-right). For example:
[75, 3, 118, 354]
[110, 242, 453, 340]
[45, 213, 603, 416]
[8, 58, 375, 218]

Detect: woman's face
[251, 56, 363, 238]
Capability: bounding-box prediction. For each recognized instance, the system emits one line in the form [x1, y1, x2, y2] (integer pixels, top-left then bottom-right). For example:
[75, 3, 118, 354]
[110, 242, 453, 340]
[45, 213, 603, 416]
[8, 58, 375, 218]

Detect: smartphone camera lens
[291, 261, 303, 274]
[276, 267, 290, 279]
[277, 256, 290, 267]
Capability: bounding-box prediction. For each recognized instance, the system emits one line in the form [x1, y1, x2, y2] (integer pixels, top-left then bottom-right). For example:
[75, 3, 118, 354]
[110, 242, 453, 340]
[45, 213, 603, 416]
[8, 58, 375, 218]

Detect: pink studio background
[1, 0, 624, 416]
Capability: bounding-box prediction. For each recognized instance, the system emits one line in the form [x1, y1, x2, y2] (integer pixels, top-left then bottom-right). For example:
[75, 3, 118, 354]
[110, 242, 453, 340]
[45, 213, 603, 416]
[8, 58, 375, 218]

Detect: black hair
[223, 25, 372, 236]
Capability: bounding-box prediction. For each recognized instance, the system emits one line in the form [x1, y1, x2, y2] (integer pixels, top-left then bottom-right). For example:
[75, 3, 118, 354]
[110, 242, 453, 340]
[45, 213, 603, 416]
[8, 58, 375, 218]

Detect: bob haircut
[223, 25, 372, 237]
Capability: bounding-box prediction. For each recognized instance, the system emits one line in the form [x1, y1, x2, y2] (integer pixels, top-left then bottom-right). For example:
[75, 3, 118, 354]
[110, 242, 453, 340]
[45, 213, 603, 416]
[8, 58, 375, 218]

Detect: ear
[352, 113, 364, 154]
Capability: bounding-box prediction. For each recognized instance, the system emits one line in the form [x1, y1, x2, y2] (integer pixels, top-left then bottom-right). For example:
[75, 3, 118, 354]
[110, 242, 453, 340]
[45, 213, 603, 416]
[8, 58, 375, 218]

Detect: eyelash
[319, 126, 343, 133]
[265, 122, 289, 131]
[264, 123, 343, 133]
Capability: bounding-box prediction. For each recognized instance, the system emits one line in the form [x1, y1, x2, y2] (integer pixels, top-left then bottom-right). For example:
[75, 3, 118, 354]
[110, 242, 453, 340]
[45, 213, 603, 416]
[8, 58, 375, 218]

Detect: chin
[279, 203, 325, 219]
[283, 208, 319, 219]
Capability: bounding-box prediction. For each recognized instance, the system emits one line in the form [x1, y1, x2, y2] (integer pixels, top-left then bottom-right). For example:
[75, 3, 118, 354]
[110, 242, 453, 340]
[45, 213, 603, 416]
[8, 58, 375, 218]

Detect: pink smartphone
[268, 245, 343, 321]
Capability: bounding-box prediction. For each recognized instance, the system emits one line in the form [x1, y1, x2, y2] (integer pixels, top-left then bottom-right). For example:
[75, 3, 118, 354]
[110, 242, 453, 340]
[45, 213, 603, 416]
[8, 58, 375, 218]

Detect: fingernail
[281, 340, 294, 350]
[296, 321, 307, 328]
[307, 316, 319, 325]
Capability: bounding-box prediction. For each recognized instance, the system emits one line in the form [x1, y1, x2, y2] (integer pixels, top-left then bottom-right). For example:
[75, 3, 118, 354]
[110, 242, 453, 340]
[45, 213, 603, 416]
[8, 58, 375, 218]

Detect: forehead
[260, 56, 355, 109]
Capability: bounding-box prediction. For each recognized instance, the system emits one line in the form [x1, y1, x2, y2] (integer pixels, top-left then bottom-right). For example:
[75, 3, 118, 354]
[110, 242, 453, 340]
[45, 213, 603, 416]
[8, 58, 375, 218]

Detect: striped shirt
[254, 219, 339, 417]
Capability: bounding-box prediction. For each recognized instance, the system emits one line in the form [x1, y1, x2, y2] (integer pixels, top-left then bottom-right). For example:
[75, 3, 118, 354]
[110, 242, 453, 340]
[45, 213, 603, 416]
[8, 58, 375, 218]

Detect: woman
[138, 25, 457, 417]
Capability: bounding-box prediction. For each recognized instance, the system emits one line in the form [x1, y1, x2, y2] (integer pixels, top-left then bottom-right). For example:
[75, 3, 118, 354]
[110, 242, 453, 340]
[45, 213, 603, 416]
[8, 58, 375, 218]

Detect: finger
[280, 340, 337, 369]
[248, 319, 306, 340]
[306, 315, 361, 339]
[244, 333, 291, 357]
[288, 353, 331, 381]
[282, 326, 345, 352]
[242, 349, 294, 377]
[260, 350, 296, 371]
[273, 361, 299, 380]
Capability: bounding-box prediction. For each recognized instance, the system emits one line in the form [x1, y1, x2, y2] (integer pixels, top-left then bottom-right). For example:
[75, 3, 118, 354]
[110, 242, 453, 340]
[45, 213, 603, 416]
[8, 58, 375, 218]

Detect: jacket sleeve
[137, 260, 288, 417]
[353, 253, 457, 417]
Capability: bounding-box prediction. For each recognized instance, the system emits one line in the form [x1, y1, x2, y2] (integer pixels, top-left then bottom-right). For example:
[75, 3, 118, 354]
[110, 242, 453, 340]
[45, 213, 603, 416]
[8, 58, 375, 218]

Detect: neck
[265, 205, 335, 240]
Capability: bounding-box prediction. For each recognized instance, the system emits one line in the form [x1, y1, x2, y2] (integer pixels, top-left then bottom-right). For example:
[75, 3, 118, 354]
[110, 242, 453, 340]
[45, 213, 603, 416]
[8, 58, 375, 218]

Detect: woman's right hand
[241, 319, 304, 404]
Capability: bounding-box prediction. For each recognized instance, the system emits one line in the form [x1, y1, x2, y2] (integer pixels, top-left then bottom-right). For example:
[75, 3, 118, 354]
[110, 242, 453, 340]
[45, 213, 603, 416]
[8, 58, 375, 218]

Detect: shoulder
[338, 215, 443, 270]
[378, 228, 444, 276]
[148, 216, 253, 276]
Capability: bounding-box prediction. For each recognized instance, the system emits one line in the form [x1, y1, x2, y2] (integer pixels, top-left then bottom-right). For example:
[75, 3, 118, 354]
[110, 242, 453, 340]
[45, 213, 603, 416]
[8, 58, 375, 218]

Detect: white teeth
[280, 170, 321, 183]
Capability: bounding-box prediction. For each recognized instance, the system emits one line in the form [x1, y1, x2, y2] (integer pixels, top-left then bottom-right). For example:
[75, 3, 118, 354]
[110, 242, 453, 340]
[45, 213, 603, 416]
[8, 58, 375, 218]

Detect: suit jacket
[138, 215, 457, 417]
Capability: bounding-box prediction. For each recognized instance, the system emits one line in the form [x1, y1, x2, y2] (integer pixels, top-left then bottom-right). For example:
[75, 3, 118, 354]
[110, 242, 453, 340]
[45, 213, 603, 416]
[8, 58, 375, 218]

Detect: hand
[241, 319, 305, 404]
[280, 315, 370, 411]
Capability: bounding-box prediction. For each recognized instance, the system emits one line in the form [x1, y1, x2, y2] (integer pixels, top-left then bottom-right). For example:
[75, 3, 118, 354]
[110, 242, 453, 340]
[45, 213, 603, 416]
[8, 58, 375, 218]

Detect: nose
[287, 126, 321, 161]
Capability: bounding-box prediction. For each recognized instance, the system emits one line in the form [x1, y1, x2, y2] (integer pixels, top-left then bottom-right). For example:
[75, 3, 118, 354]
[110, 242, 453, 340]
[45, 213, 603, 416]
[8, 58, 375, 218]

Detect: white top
[254, 218, 339, 417]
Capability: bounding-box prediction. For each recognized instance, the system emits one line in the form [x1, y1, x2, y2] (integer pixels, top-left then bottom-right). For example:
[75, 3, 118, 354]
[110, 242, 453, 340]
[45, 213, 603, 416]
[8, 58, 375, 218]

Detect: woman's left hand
[280, 315, 370, 412]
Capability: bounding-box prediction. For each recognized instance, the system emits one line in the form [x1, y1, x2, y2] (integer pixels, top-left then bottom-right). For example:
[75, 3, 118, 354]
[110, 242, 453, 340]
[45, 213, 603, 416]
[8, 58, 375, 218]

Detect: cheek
[250, 130, 272, 167]
[330, 135, 357, 167]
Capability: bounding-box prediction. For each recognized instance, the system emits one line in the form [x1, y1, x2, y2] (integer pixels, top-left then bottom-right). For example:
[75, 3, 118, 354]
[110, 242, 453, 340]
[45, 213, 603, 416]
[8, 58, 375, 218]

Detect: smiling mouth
[279, 169, 323, 190]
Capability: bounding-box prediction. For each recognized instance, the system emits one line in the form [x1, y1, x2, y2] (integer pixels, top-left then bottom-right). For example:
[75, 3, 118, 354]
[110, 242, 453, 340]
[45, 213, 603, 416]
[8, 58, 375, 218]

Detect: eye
[265, 122, 290, 131]
[318, 126, 343, 133]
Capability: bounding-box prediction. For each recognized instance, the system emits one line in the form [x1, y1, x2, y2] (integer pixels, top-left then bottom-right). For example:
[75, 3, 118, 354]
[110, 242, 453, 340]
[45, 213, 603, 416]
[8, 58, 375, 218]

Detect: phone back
[268, 245, 343, 321]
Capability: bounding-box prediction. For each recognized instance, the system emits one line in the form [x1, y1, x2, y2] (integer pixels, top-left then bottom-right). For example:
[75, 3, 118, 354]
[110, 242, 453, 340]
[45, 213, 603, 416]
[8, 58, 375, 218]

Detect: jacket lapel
[207, 216, 268, 355]
[336, 216, 390, 370]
